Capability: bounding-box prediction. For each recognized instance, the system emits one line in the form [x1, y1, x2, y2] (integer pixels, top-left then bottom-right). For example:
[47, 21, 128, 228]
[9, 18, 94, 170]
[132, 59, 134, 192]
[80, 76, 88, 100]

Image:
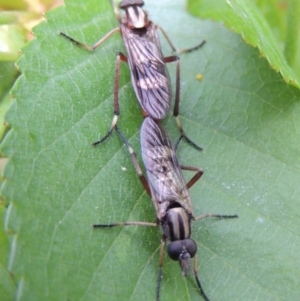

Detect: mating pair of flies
[60, 0, 238, 300]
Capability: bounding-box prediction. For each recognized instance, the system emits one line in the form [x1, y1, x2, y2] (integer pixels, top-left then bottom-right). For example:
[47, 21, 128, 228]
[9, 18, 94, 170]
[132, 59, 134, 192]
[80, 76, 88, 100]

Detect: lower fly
[92, 117, 238, 300]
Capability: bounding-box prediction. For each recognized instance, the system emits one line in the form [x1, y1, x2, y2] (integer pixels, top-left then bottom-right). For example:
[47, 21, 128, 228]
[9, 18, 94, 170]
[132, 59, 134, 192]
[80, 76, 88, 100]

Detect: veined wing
[140, 117, 193, 220]
[121, 24, 171, 119]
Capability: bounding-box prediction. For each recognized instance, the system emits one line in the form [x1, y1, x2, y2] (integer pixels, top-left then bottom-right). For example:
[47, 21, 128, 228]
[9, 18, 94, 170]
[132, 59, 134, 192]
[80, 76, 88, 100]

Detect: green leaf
[2, 0, 300, 300]
[188, 0, 300, 88]
[0, 62, 18, 139]
[283, 0, 300, 72]
[0, 24, 27, 61]
[0, 63, 15, 300]
[255, 0, 287, 41]
[0, 206, 15, 301]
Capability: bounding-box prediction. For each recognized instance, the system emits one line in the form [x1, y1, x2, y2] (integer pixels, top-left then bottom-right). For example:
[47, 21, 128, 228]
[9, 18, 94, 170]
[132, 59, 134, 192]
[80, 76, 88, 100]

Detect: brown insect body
[60, 0, 205, 150]
[121, 21, 171, 119]
[60, 1, 238, 299]
[93, 117, 238, 301]
[140, 117, 193, 220]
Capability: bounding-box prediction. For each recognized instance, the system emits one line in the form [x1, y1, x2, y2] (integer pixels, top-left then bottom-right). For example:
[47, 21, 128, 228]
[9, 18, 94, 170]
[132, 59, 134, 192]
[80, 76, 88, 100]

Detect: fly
[93, 117, 238, 301]
[60, 0, 205, 150]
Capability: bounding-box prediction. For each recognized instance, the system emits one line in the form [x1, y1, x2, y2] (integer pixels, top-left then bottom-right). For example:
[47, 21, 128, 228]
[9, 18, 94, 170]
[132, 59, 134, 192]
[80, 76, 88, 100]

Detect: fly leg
[182, 167, 238, 220]
[92, 217, 165, 301]
[109, 0, 122, 23]
[94, 120, 160, 230]
[159, 25, 205, 152]
[59, 27, 120, 51]
[195, 213, 239, 221]
[193, 255, 210, 301]
[180, 165, 204, 189]
[92, 220, 157, 228]
[92, 116, 157, 231]
[188, 173, 237, 301]
[59, 26, 129, 147]
[190, 184, 238, 301]
[156, 236, 167, 301]
[92, 52, 129, 146]
[115, 126, 151, 196]
[192, 213, 237, 301]
[164, 56, 203, 152]
[157, 25, 205, 54]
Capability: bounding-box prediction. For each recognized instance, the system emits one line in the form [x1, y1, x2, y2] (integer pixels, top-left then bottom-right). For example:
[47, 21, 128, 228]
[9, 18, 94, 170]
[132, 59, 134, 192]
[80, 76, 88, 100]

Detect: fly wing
[140, 118, 193, 220]
[121, 24, 171, 119]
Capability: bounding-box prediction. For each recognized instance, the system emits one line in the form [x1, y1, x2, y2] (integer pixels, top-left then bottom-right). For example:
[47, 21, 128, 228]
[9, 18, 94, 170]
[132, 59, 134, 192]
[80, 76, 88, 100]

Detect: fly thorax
[126, 6, 148, 29]
[164, 207, 191, 241]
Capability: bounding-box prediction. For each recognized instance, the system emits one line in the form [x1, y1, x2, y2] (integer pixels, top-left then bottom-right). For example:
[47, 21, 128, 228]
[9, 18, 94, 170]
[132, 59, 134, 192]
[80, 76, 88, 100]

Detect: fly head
[167, 239, 197, 276]
[119, 0, 144, 8]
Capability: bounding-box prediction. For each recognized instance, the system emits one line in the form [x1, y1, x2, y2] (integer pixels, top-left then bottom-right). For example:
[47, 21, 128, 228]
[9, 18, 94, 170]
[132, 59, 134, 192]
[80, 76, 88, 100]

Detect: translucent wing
[121, 23, 171, 119]
[140, 117, 193, 220]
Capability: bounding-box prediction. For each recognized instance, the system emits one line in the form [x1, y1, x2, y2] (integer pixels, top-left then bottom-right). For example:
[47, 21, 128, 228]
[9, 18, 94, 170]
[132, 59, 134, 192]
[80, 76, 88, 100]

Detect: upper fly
[119, 0, 171, 119]
[60, 0, 205, 150]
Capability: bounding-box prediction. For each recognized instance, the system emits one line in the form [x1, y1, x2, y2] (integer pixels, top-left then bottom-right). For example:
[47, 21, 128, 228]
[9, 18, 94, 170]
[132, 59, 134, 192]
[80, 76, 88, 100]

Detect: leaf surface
[188, 0, 300, 88]
[2, 0, 300, 300]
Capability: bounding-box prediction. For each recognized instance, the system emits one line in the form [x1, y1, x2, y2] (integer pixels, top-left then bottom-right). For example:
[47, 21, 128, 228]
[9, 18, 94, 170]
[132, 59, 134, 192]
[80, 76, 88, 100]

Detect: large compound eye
[183, 239, 197, 258]
[167, 240, 198, 261]
[167, 241, 183, 261]
[119, 0, 144, 9]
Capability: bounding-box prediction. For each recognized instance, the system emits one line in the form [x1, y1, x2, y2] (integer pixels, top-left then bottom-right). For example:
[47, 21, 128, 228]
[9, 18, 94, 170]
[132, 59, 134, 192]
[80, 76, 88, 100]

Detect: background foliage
[189, 0, 300, 87]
